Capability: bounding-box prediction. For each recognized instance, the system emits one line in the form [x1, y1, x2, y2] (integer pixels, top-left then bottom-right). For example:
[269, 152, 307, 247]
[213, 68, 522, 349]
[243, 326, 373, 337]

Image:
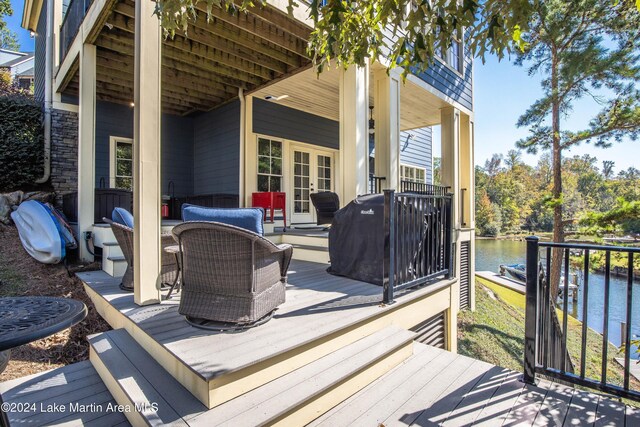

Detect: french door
[290, 146, 334, 224]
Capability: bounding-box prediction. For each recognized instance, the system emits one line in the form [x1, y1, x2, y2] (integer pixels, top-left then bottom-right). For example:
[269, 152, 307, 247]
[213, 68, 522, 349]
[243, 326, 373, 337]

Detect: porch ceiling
[251, 66, 449, 130]
[63, 0, 312, 115]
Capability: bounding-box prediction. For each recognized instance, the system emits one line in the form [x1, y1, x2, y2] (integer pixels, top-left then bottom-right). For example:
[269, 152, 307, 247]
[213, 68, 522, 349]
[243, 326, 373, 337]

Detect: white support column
[459, 113, 476, 310]
[440, 107, 461, 225]
[77, 43, 96, 262]
[339, 66, 369, 203]
[441, 106, 461, 321]
[133, 0, 162, 305]
[373, 69, 401, 190]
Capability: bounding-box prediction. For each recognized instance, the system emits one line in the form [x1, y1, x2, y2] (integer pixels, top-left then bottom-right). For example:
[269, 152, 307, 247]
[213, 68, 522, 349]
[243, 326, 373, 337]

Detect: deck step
[102, 253, 127, 277]
[89, 326, 414, 426]
[0, 360, 129, 426]
[89, 329, 207, 426]
[289, 244, 330, 264]
[190, 325, 415, 426]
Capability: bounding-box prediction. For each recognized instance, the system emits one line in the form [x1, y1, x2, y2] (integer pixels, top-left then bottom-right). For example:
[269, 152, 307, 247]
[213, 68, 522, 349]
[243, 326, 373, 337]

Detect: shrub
[0, 72, 44, 192]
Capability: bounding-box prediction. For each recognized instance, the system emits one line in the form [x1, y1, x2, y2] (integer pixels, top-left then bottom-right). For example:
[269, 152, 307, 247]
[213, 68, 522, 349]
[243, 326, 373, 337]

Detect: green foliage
[580, 197, 640, 234]
[154, 0, 533, 77]
[0, 72, 44, 192]
[476, 151, 640, 237]
[0, 27, 19, 50]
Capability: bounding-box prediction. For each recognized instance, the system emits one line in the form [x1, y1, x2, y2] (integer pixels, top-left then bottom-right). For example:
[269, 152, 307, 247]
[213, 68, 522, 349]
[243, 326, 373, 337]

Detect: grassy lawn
[459, 278, 640, 392]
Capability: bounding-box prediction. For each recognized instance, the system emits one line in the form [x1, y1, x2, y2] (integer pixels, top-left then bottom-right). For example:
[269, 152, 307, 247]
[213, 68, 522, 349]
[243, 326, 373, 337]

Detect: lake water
[476, 239, 640, 349]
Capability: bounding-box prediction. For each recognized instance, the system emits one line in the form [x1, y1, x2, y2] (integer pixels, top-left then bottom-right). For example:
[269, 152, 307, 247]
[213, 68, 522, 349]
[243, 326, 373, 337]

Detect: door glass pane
[293, 150, 310, 214]
[271, 158, 282, 175]
[269, 176, 281, 191]
[317, 155, 332, 192]
[258, 156, 270, 174]
[258, 138, 270, 155]
[257, 175, 269, 192]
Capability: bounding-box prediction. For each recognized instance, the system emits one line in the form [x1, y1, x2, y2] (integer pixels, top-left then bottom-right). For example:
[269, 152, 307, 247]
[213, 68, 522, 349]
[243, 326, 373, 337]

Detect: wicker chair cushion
[112, 207, 134, 228]
[181, 205, 265, 235]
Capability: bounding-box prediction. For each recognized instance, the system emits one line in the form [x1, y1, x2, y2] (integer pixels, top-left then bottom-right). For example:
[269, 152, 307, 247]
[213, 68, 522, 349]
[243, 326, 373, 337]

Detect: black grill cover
[328, 194, 386, 285]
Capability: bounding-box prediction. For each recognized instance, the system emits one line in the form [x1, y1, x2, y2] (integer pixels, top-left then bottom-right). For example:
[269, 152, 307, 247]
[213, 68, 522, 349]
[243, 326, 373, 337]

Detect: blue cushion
[181, 205, 264, 235]
[112, 207, 134, 228]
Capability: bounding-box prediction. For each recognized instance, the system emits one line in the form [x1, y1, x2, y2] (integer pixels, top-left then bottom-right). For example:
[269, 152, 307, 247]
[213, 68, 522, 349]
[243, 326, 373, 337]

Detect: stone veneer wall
[50, 108, 78, 206]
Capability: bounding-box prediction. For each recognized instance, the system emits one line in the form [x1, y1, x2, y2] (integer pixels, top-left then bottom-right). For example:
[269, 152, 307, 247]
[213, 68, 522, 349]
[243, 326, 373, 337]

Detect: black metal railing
[524, 236, 640, 401]
[59, 0, 94, 63]
[382, 189, 453, 303]
[400, 180, 450, 196]
[369, 175, 385, 194]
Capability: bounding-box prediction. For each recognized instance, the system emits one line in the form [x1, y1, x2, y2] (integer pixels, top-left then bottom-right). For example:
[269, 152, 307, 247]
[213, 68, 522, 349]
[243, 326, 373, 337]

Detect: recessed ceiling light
[264, 95, 289, 101]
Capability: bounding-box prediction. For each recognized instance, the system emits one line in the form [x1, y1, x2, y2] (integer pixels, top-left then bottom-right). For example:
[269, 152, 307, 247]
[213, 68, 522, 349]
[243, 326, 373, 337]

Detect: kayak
[11, 201, 76, 264]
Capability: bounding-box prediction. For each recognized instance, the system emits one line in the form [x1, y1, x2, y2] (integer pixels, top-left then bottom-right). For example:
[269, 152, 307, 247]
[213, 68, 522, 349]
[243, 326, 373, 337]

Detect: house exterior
[22, 0, 474, 388]
[0, 48, 35, 90]
[15, 0, 480, 421]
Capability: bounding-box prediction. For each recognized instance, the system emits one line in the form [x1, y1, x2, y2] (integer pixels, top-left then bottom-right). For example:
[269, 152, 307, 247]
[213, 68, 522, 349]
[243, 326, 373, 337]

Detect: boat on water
[11, 201, 77, 264]
[499, 263, 576, 297]
[499, 264, 527, 282]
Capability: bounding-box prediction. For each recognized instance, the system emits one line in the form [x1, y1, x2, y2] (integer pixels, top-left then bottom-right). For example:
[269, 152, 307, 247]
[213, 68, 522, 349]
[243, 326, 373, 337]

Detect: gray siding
[193, 101, 240, 195]
[34, 5, 46, 102]
[162, 116, 194, 197]
[95, 102, 133, 188]
[400, 127, 433, 183]
[413, 32, 473, 111]
[253, 98, 339, 150]
[94, 101, 194, 197]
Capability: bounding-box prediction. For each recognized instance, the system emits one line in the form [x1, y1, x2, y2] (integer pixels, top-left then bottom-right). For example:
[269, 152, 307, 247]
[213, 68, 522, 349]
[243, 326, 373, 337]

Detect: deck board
[78, 260, 453, 382]
[313, 345, 639, 427]
[563, 389, 600, 427]
[0, 361, 128, 426]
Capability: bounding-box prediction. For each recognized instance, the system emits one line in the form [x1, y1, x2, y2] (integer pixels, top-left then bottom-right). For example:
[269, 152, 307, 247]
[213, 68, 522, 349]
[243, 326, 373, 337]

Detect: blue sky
[4, 2, 638, 174]
[6, 0, 34, 51]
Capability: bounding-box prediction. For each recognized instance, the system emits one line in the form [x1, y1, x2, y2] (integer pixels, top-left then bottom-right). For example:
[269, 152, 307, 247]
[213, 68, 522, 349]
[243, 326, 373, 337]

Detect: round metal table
[0, 297, 87, 427]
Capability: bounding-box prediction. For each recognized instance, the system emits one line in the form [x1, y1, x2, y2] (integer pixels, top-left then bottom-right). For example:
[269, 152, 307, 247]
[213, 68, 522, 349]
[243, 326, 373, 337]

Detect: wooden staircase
[86, 326, 414, 426]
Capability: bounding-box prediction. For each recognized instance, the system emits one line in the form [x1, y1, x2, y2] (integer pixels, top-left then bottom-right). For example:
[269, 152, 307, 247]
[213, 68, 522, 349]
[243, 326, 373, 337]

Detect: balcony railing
[368, 174, 385, 194]
[382, 189, 453, 303]
[400, 180, 451, 196]
[524, 237, 640, 402]
[59, 0, 94, 63]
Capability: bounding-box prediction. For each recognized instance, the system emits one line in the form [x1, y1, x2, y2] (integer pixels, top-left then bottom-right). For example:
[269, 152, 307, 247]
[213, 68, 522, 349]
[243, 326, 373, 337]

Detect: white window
[257, 137, 283, 192]
[400, 164, 426, 184]
[109, 137, 133, 190]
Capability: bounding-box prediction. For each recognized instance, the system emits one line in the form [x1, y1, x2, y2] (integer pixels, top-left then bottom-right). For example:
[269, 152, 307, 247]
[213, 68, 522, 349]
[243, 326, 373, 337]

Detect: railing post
[445, 193, 454, 279]
[523, 236, 540, 385]
[383, 189, 395, 304]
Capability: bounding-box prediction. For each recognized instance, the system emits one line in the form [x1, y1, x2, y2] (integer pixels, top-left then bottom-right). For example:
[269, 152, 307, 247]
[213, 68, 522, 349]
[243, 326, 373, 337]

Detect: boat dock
[476, 271, 578, 299]
[476, 271, 526, 294]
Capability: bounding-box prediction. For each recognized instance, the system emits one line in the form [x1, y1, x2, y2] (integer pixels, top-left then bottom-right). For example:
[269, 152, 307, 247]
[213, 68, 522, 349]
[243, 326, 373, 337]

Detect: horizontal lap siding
[193, 100, 240, 195]
[400, 127, 433, 183]
[94, 101, 194, 197]
[34, 5, 46, 102]
[252, 98, 339, 149]
[162, 116, 194, 197]
[382, 28, 473, 111]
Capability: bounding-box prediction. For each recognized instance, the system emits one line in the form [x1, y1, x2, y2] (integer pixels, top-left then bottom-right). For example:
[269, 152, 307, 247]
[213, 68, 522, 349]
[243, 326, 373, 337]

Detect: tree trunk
[550, 51, 564, 298]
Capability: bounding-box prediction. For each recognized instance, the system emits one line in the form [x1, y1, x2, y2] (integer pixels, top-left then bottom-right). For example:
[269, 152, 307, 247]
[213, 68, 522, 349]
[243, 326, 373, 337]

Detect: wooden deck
[3, 343, 638, 426]
[311, 344, 640, 427]
[0, 361, 128, 426]
[78, 259, 456, 408]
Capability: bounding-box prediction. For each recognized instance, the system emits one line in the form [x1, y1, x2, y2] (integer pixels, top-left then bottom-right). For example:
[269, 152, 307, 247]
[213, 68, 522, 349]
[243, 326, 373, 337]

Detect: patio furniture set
[104, 204, 296, 330]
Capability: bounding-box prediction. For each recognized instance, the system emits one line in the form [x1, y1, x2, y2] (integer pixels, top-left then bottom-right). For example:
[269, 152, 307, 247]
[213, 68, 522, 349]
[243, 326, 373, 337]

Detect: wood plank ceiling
[63, 0, 312, 115]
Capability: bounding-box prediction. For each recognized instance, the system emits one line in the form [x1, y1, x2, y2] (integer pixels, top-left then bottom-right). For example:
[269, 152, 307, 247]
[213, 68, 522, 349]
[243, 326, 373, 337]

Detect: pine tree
[514, 0, 640, 295]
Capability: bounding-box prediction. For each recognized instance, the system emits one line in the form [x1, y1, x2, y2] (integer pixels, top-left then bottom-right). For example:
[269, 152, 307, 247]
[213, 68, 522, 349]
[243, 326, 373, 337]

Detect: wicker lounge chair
[172, 221, 293, 329]
[103, 218, 178, 292]
[310, 191, 340, 226]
